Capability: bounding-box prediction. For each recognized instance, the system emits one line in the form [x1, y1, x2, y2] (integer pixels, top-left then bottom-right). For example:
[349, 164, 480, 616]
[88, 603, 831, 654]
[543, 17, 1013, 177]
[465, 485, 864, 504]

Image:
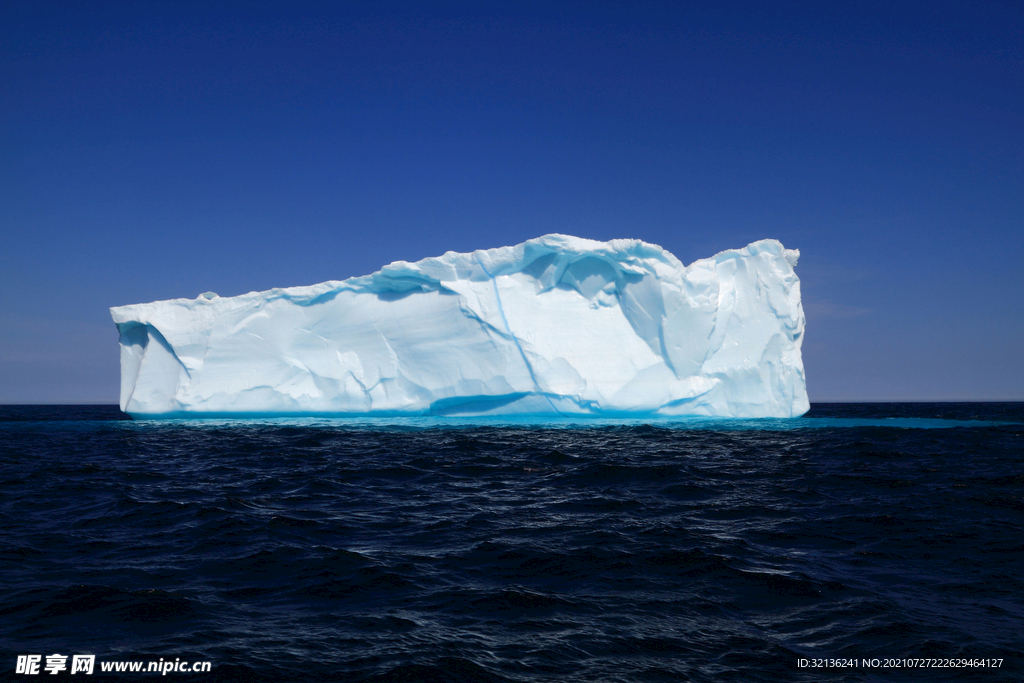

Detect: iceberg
[111, 235, 807, 418]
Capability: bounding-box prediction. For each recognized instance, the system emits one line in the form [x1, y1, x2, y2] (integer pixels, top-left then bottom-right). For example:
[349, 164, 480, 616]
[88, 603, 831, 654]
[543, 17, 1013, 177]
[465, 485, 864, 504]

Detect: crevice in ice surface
[475, 254, 562, 415]
[111, 234, 809, 418]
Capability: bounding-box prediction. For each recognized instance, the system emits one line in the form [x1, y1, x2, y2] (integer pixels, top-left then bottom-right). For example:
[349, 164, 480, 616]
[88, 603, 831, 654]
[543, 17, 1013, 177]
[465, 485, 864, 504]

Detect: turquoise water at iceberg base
[0, 403, 1021, 682]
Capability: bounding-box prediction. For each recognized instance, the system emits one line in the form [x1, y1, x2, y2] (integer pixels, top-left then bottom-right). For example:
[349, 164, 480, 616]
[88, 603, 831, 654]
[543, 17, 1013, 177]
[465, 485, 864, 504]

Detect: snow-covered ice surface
[111, 235, 807, 418]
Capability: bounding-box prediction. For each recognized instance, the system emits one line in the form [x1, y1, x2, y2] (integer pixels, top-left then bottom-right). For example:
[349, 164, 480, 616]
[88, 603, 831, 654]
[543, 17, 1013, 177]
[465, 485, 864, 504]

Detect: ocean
[1, 403, 1021, 682]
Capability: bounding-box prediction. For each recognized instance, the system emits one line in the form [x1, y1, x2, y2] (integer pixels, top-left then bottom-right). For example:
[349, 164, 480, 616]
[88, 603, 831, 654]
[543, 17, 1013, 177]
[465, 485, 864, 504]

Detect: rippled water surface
[1, 404, 1022, 681]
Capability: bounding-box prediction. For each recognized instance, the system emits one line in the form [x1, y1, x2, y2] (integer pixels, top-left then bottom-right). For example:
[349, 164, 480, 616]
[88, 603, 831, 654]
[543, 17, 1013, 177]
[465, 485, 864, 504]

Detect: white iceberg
[111, 235, 807, 418]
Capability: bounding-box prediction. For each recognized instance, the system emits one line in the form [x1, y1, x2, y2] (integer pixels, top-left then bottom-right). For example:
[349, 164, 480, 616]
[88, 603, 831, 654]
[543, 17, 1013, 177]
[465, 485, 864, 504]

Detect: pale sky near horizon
[2, 1, 1022, 403]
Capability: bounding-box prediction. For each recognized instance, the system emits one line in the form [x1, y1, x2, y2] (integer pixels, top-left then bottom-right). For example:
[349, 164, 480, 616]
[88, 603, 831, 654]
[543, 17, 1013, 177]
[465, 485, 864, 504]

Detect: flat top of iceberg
[112, 234, 797, 313]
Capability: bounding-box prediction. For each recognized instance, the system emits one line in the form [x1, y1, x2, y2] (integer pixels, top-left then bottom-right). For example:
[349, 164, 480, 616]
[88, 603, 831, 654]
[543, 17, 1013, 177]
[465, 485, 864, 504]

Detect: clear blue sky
[2, 1, 1022, 403]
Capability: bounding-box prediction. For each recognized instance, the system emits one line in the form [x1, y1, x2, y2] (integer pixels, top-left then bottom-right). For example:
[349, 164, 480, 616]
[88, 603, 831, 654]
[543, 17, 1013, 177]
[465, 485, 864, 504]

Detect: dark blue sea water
[1, 404, 1021, 682]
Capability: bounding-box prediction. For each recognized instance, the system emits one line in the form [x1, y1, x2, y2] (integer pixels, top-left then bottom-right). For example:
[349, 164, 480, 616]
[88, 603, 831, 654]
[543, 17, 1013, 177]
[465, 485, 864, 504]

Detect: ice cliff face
[111, 235, 807, 418]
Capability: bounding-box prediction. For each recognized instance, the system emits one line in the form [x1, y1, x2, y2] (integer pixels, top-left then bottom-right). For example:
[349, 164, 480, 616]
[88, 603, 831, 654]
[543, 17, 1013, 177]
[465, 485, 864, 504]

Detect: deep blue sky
[2, 1, 1022, 403]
